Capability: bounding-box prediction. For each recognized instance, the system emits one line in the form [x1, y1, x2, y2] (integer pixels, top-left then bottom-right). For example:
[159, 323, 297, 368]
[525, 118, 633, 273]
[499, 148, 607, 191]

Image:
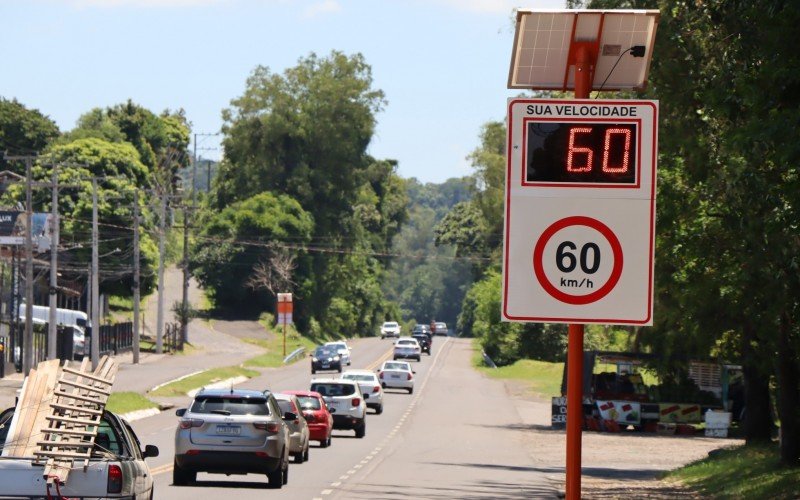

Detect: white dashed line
[331, 482, 341, 487]
[321, 490, 333, 495]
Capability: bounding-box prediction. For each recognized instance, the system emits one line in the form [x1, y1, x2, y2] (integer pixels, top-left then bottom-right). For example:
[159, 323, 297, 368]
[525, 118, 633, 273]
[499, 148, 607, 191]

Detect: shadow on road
[339, 480, 558, 499]
[175, 480, 269, 489]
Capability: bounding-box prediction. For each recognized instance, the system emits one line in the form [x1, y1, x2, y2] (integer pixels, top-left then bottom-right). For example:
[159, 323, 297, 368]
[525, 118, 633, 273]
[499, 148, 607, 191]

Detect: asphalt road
[129, 336, 559, 499]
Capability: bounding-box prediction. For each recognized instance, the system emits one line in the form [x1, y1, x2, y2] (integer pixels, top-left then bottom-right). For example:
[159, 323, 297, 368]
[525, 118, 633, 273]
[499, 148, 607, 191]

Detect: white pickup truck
[0, 407, 159, 499]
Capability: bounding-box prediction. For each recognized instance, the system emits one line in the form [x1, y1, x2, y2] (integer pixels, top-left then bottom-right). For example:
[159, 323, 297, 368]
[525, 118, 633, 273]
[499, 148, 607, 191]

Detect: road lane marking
[331, 482, 341, 487]
[321, 489, 333, 495]
[365, 345, 395, 371]
[150, 463, 173, 476]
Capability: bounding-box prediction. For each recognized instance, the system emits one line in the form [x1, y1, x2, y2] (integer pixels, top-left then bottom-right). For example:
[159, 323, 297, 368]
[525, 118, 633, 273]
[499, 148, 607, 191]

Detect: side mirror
[283, 411, 297, 421]
[143, 444, 159, 459]
[175, 408, 186, 417]
[329, 408, 336, 414]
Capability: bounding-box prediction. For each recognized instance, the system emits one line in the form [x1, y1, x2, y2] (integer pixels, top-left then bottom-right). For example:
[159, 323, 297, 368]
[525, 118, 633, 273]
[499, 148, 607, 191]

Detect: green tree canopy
[0, 97, 60, 170]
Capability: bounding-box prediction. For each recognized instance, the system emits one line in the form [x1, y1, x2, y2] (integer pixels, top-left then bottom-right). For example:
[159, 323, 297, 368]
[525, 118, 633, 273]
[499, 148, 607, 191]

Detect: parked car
[309, 379, 368, 438]
[173, 388, 290, 488]
[380, 321, 401, 339]
[282, 390, 333, 447]
[393, 336, 422, 361]
[311, 345, 342, 374]
[412, 333, 431, 355]
[0, 407, 158, 499]
[274, 393, 311, 464]
[341, 369, 384, 414]
[377, 360, 415, 393]
[324, 340, 352, 366]
[433, 321, 449, 336]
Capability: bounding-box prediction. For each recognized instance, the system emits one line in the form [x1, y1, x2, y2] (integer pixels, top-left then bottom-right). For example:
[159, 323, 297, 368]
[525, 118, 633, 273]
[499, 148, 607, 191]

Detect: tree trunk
[777, 312, 800, 464]
[741, 321, 774, 442]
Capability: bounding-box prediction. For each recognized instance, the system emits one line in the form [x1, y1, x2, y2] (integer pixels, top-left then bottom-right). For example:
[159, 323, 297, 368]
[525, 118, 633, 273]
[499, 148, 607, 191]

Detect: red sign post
[277, 293, 293, 357]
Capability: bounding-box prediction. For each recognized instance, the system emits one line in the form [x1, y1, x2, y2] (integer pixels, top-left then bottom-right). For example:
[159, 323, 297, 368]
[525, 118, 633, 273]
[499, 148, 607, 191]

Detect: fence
[164, 322, 184, 353]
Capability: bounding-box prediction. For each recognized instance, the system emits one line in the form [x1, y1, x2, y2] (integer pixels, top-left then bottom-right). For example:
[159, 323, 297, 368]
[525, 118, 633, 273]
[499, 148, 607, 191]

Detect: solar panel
[508, 9, 660, 91]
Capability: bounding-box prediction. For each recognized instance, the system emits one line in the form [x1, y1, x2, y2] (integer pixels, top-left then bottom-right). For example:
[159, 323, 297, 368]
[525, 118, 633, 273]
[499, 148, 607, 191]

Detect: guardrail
[283, 346, 306, 364]
[482, 351, 498, 369]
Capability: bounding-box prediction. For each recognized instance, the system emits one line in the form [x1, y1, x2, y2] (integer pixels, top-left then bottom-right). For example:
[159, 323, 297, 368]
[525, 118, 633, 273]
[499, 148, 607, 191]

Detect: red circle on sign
[532, 216, 623, 305]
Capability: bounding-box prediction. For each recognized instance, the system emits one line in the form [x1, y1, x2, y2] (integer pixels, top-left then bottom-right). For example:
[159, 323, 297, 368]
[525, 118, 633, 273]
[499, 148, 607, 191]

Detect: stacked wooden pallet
[2, 356, 118, 484]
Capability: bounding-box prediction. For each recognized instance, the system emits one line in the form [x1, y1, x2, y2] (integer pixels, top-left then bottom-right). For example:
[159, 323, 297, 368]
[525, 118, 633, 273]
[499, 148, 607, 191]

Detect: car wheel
[311, 368, 316, 374]
[376, 404, 383, 415]
[337, 365, 342, 373]
[172, 460, 195, 486]
[267, 451, 286, 488]
[416, 356, 421, 362]
[294, 452, 303, 464]
[355, 422, 366, 438]
[408, 387, 414, 394]
[303, 443, 310, 462]
[393, 356, 398, 360]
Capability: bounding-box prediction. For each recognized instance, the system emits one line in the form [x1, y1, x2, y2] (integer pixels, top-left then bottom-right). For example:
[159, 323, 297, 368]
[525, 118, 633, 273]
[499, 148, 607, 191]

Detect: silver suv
[309, 379, 368, 438]
[173, 388, 291, 488]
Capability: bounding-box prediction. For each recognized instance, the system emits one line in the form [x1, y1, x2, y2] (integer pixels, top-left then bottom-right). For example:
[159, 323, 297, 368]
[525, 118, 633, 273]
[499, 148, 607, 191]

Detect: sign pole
[565, 42, 593, 500]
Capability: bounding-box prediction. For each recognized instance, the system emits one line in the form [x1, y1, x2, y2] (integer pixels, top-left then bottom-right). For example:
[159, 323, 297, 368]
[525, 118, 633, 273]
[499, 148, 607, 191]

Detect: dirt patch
[503, 379, 742, 498]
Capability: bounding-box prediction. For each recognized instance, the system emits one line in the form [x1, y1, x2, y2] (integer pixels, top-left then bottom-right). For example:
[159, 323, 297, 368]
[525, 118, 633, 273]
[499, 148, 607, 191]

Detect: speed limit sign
[502, 98, 658, 325]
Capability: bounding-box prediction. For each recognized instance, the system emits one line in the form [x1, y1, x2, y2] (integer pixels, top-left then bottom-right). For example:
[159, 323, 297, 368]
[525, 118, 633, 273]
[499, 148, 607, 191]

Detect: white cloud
[303, 0, 341, 18]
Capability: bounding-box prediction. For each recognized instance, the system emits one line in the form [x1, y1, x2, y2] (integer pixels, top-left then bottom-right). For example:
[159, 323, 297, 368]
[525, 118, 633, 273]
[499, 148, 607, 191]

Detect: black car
[412, 333, 431, 355]
[412, 324, 433, 345]
[311, 346, 342, 374]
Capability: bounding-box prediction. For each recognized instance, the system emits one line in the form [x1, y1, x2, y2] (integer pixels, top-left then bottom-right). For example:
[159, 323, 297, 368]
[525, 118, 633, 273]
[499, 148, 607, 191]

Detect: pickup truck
[0, 407, 159, 499]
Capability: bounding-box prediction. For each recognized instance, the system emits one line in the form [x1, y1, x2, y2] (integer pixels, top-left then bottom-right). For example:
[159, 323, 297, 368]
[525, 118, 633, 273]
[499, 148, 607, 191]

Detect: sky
[1, 0, 566, 184]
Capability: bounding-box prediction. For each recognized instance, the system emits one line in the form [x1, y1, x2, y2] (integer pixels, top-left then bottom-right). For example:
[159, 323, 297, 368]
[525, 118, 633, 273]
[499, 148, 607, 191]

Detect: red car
[282, 390, 333, 447]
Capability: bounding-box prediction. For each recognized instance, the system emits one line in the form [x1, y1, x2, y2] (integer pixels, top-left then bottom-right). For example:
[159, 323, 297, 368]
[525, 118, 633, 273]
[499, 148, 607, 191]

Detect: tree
[0, 98, 60, 169]
[191, 192, 314, 308]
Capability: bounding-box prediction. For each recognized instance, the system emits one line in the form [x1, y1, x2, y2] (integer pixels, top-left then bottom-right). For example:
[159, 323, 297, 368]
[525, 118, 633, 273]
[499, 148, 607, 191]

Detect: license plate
[391, 374, 402, 379]
[321, 364, 330, 368]
[216, 425, 241, 436]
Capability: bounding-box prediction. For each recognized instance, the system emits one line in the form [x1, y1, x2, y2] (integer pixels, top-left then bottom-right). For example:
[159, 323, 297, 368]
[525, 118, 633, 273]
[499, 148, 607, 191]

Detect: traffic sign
[502, 98, 658, 325]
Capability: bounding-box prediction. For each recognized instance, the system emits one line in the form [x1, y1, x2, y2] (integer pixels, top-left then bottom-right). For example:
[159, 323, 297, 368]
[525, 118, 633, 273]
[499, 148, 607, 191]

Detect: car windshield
[315, 347, 336, 356]
[190, 396, 269, 416]
[296, 396, 321, 410]
[435, 323, 446, 329]
[327, 343, 346, 350]
[383, 362, 409, 371]
[383, 322, 398, 328]
[397, 340, 415, 346]
[310, 383, 356, 397]
[343, 374, 374, 382]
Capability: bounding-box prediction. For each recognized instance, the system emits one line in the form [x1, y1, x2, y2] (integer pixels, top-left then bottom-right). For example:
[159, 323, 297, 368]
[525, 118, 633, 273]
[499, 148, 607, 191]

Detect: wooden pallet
[2, 356, 118, 484]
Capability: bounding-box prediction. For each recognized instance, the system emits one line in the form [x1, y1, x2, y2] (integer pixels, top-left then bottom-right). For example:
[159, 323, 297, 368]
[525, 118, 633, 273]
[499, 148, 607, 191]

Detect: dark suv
[412, 333, 431, 355]
[311, 345, 342, 374]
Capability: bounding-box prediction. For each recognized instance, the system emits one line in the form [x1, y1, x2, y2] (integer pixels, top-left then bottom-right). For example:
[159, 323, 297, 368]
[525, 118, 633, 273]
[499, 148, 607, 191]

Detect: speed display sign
[502, 99, 658, 325]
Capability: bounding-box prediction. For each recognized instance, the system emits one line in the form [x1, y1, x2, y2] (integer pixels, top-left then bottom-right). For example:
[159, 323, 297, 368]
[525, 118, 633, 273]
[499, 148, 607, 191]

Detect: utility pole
[181, 203, 190, 345]
[132, 189, 141, 364]
[47, 165, 59, 360]
[24, 158, 34, 375]
[90, 178, 100, 370]
[156, 192, 166, 354]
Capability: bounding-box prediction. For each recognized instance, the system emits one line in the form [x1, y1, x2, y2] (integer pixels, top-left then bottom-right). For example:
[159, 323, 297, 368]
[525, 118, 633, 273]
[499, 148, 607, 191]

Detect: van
[18, 304, 87, 357]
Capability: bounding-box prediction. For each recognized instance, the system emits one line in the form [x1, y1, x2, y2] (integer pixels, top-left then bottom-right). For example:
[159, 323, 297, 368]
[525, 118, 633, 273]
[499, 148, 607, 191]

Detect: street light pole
[132, 189, 141, 364]
[24, 158, 34, 375]
[156, 192, 166, 355]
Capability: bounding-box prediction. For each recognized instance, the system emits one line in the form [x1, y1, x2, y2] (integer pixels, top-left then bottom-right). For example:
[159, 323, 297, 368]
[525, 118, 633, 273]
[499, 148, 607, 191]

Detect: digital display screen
[526, 122, 638, 184]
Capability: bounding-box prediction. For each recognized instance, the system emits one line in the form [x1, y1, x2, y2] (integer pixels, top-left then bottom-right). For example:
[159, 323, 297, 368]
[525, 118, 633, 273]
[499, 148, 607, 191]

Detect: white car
[309, 378, 368, 438]
[380, 321, 401, 339]
[341, 370, 384, 414]
[325, 341, 352, 366]
[393, 337, 421, 361]
[377, 360, 415, 393]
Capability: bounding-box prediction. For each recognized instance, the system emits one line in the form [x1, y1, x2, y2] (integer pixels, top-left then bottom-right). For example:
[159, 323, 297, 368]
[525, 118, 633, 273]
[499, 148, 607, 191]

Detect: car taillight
[407, 373, 413, 380]
[373, 385, 381, 393]
[379, 372, 384, 379]
[107, 464, 122, 493]
[179, 418, 203, 429]
[351, 398, 361, 407]
[254, 422, 281, 433]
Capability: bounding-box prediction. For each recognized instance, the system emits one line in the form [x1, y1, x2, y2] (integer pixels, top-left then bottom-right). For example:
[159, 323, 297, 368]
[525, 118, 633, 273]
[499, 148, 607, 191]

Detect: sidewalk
[0, 317, 265, 411]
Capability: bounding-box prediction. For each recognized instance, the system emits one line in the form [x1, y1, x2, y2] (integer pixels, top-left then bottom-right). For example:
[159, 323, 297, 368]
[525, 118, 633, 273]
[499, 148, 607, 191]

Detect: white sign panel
[502, 98, 658, 325]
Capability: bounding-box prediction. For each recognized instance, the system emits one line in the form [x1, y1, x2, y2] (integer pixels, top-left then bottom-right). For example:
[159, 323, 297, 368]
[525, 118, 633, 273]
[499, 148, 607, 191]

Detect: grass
[472, 344, 564, 398]
[106, 392, 159, 414]
[667, 442, 800, 498]
[243, 333, 320, 368]
[149, 366, 259, 397]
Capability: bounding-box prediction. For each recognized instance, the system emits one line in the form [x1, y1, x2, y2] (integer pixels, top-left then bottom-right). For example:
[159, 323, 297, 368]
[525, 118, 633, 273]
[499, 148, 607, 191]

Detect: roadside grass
[472, 343, 564, 398]
[107, 392, 159, 414]
[149, 366, 259, 397]
[667, 442, 800, 498]
[243, 312, 334, 368]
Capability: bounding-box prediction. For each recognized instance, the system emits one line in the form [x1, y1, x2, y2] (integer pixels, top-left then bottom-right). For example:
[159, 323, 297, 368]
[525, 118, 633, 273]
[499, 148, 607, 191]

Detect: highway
[129, 336, 557, 499]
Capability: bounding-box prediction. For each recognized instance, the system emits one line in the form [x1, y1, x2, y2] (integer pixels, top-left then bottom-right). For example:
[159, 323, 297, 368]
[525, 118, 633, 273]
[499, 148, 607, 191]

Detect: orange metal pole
[566, 42, 593, 500]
